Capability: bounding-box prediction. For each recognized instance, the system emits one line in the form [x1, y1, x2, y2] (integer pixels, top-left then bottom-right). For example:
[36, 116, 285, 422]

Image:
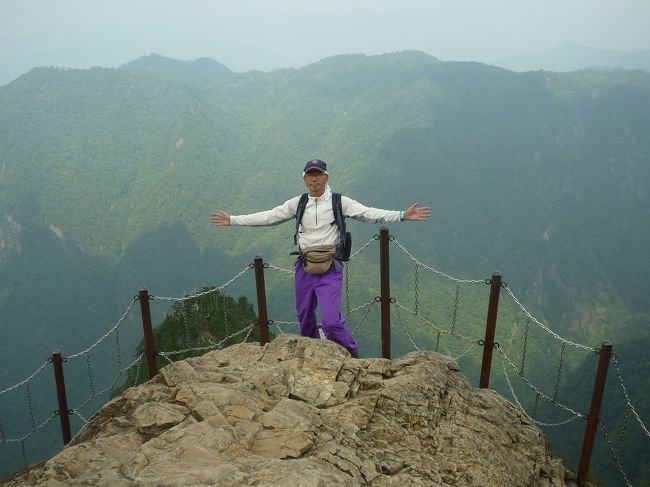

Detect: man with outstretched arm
[211, 159, 430, 357]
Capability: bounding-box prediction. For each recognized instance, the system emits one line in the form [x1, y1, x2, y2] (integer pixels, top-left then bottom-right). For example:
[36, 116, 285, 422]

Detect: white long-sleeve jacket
[230, 188, 401, 250]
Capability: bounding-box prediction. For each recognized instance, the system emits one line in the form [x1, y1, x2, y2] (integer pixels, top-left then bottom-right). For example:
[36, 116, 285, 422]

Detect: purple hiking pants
[294, 259, 359, 357]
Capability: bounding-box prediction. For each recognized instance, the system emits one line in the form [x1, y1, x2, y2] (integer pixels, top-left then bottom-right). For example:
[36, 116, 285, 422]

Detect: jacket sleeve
[341, 196, 401, 224]
[230, 196, 300, 227]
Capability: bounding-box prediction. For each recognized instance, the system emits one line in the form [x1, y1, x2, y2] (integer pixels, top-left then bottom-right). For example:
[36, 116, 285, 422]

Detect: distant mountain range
[494, 41, 650, 72]
[1, 51, 649, 485]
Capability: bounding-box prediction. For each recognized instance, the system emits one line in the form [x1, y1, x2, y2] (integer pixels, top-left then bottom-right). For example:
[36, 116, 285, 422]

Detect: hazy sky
[1, 0, 649, 85]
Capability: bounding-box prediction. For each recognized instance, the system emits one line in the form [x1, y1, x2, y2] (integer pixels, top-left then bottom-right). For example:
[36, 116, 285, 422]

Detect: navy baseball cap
[303, 159, 328, 175]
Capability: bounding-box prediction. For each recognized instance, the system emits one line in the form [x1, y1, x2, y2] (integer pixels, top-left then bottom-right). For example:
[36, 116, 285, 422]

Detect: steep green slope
[204, 54, 648, 333]
[543, 314, 650, 486]
[1, 51, 649, 480]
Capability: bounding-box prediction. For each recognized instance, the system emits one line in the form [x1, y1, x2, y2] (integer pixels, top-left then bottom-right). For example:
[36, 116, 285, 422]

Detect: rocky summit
[8, 335, 575, 486]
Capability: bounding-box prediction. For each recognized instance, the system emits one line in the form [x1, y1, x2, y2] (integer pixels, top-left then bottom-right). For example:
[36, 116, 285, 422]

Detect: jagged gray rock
[8, 335, 576, 486]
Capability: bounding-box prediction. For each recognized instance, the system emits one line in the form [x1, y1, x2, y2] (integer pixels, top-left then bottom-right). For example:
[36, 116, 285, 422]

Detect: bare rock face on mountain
[9, 335, 574, 486]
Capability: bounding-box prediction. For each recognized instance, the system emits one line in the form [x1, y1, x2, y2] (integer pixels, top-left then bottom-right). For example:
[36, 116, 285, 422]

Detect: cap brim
[302, 169, 328, 177]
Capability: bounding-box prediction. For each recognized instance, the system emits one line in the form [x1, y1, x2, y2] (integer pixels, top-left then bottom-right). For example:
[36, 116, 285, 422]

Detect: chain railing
[1, 229, 648, 486]
[157, 323, 256, 365]
[499, 352, 584, 428]
[495, 344, 587, 420]
[611, 354, 650, 439]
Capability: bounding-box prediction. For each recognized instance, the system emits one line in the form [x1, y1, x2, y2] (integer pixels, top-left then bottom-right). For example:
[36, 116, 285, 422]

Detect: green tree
[118, 289, 262, 391]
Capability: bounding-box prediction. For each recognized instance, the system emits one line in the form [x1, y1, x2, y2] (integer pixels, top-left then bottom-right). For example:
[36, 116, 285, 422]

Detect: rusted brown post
[577, 341, 613, 487]
[51, 350, 72, 445]
[479, 272, 502, 388]
[138, 288, 158, 380]
[254, 256, 270, 346]
[379, 227, 391, 359]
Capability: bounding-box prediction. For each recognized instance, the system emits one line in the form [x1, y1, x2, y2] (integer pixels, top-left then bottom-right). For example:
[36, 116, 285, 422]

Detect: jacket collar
[309, 184, 332, 202]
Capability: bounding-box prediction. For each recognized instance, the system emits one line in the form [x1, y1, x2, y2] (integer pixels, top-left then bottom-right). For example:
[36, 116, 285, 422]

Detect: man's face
[303, 171, 328, 196]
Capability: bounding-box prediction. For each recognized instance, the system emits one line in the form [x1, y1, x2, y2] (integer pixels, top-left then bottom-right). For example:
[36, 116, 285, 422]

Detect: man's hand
[211, 211, 231, 226]
[403, 204, 431, 221]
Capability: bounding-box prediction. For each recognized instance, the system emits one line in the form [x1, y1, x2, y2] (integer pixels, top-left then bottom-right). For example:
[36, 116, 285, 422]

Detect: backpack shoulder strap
[331, 193, 346, 236]
[332, 193, 352, 261]
[294, 193, 309, 246]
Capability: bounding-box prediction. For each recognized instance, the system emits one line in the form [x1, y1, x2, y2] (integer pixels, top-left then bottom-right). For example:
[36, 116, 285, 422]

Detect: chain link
[598, 421, 633, 487]
[349, 301, 377, 337]
[552, 341, 566, 403]
[393, 301, 421, 351]
[21, 439, 27, 468]
[503, 287, 594, 352]
[74, 378, 115, 413]
[0, 359, 50, 396]
[414, 262, 420, 315]
[242, 322, 255, 343]
[393, 300, 478, 346]
[617, 404, 630, 460]
[265, 263, 294, 274]
[519, 316, 531, 374]
[222, 291, 230, 337]
[391, 237, 485, 284]
[272, 320, 299, 327]
[181, 300, 192, 348]
[453, 342, 478, 361]
[450, 282, 460, 334]
[158, 323, 256, 359]
[612, 355, 650, 438]
[154, 264, 253, 302]
[84, 352, 96, 399]
[532, 392, 541, 419]
[3, 412, 57, 443]
[73, 410, 90, 425]
[271, 321, 299, 334]
[67, 297, 138, 360]
[115, 324, 123, 374]
[26, 381, 36, 432]
[344, 263, 351, 314]
[345, 299, 376, 316]
[495, 344, 585, 419]
[133, 354, 142, 387]
[348, 235, 377, 260]
[500, 352, 583, 427]
[72, 353, 146, 415]
[159, 352, 174, 366]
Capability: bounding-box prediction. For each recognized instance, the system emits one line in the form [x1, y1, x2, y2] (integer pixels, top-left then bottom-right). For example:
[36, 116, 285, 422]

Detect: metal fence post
[138, 288, 158, 380]
[479, 272, 502, 388]
[51, 350, 72, 445]
[254, 256, 270, 346]
[379, 227, 391, 359]
[577, 341, 613, 487]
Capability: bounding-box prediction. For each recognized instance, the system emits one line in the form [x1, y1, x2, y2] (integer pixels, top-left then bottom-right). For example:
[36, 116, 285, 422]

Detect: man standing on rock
[211, 159, 430, 357]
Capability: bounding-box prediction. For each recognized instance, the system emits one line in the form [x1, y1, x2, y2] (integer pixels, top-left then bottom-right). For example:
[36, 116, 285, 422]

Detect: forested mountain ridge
[1, 49, 649, 358]
[118, 53, 235, 87]
[1, 50, 649, 483]
[1, 48, 649, 363]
